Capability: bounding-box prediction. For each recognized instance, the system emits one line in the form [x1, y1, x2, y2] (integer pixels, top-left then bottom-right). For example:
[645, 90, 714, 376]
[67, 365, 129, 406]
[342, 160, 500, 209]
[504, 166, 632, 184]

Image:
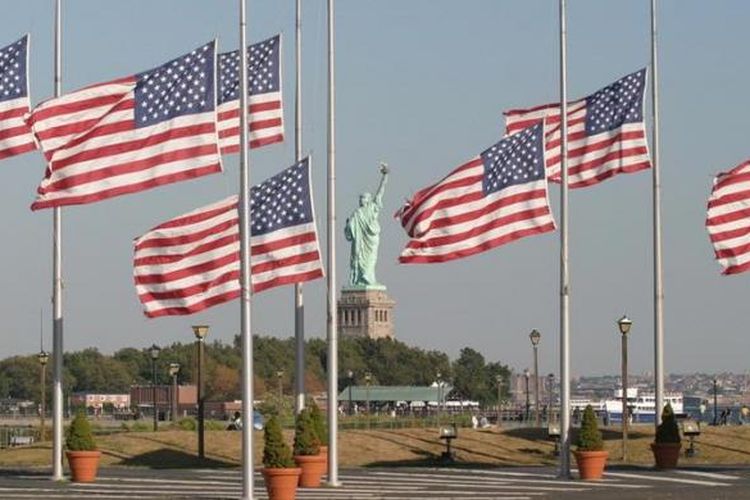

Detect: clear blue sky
[0, 1, 748, 378]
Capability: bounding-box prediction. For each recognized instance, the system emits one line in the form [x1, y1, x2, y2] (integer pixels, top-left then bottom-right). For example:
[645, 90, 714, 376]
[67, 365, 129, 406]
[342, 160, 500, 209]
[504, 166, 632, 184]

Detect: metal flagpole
[238, 0, 254, 498]
[557, 0, 571, 479]
[326, 0, 340, 487]
[51, 0, 64, 482]
[294, 0, 306, 416]
[650, 0, 665, 430]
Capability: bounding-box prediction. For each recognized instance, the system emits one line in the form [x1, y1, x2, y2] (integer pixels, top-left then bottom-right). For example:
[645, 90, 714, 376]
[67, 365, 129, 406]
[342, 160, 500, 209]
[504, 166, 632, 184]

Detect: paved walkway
[1, 465, 749, 499]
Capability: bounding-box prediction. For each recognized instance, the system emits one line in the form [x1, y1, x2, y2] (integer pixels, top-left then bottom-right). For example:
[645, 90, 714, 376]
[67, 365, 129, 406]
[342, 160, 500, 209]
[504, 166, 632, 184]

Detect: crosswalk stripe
[675, 470, 739, 481]
[356, 470, 648, 489]
[604, 471, 728, 487]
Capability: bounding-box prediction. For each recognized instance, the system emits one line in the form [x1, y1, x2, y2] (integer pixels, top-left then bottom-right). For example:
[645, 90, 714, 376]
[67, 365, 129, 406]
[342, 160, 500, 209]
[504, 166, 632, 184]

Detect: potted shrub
[651, 403, 681, 469]
[293, 409, 325, 487]
[262, 415, 301, 500]
[65, 412, 101, 483]
[308, 402, 328, 460]
[573, 405, 608, 480]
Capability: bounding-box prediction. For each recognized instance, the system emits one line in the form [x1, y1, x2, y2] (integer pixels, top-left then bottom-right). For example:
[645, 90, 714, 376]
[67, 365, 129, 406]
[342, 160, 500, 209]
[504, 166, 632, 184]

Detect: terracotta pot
[294, 453, 326, 487]
[651, 442, 681, 469]
[319, 445, 328, 460]
[66, 450, 101, 483]
[262, 467, 302, 500]
[573, 450, 608, 480]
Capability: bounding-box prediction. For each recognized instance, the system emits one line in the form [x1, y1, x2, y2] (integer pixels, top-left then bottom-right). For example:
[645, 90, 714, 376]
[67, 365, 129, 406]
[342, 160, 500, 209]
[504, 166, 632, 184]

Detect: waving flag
[706, 159, 750, 275]
[397, 122, 556, 264]
[503, 69, 651, 188]
[134, 157, 323, 317]
[217, 34, 283, 154]
[0, 35, 35, 161]
[26, 41, 222, 210]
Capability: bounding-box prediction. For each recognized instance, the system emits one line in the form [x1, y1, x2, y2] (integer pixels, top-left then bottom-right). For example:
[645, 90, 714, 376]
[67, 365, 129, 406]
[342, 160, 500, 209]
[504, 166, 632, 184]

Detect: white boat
[604, 388, 683, 423]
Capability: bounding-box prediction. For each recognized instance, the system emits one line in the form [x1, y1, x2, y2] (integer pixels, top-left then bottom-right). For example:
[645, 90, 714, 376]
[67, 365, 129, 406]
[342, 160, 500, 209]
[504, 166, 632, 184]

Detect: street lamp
[168, 363, 180, 422]
[713, 378, 719, 425]
[529, 329, 541, 427]
[192, 325, 209, 459]
[436, 372, 442, 428]
[276, 370, 284, 400]
[547, 373, 555, 422]
[149, 344, 161, 432]
[523, 368, 530, 422]
[347, 370, 354, 416]
[617, 314, 632, 461]
[495, 374, 504, 426]
[364, 372, 372, 430]
[37, 350, 49, 440]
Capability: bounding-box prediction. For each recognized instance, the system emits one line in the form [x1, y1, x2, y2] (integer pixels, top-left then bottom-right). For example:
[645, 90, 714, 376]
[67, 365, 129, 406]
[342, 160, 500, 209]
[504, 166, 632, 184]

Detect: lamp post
[192, 325, 209, 459]
[436, 372, 442, 428]
[149, 344, 161, 432]
[168, 363, 180, 422]
[529, 329, 541, 427]
[276, 370, 284, 400]
[365, 371, 372, 430]
[523, 369, 530, 422]
[347, 370, 354, 416]
[37, 351, 49, 440]
[713, 378, 718, 425]
[495, 374, 504, 426]
[617, 314, 632, 461]
[547, 373, 555, 422]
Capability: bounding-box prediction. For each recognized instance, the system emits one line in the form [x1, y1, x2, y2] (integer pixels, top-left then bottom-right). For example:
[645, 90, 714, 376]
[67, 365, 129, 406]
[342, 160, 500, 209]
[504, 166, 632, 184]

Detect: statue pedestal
[337, 287, 395, 340]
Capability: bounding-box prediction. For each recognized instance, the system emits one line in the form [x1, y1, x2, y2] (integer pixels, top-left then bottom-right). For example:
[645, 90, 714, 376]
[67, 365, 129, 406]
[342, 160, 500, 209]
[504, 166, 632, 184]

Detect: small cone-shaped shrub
[576, 405, 603, 451]
[308, 401, 328, 445]
[263, 415, 295, 468]
[66, 412, 97, 451]
[655, 403, 681, 444]
[293, 409, 320, 456]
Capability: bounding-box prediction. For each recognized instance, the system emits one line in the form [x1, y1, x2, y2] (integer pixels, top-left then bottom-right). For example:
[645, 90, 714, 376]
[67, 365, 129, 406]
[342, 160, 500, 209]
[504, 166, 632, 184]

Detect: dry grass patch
[1, 424, 749, 469]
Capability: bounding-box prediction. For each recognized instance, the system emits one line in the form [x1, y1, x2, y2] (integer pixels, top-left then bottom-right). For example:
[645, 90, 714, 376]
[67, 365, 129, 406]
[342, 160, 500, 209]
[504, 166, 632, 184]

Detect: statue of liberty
[345, 163, 389, 288]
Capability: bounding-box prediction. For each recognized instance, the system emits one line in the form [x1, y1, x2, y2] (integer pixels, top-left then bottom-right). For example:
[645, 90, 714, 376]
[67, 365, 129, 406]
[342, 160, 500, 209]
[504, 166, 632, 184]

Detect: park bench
[9, 435, 34, 447]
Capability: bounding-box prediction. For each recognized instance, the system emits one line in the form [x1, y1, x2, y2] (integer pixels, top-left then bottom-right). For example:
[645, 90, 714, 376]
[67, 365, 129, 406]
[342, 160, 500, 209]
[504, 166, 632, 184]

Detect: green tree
[452, 347, 489, 404]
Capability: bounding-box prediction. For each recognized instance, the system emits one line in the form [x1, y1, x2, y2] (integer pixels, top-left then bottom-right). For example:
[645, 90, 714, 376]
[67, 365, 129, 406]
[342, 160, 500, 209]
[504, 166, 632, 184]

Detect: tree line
[0, 336, 511, 408]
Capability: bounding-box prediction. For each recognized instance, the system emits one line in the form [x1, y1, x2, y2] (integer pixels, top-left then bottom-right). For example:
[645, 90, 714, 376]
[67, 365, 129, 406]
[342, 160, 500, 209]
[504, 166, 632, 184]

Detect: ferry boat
[604, 388, 683, 423]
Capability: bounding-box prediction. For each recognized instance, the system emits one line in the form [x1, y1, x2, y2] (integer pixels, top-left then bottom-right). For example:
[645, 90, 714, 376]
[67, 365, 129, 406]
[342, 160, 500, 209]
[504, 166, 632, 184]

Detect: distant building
[129, 384, 197, 419]
[71, 392, 130, 411]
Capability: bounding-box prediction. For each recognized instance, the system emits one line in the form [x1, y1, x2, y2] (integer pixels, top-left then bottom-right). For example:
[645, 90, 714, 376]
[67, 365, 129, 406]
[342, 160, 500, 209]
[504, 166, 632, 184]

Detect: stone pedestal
[337, 287, 395, 340]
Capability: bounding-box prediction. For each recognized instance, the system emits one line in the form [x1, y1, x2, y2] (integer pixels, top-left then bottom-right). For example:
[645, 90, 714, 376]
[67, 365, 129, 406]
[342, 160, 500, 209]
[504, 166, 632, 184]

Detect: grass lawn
[2, 424, 749, 469]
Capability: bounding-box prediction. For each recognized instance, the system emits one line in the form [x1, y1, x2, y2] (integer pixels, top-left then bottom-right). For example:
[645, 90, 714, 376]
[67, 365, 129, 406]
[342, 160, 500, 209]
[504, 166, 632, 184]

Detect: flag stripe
[706, 160, 750, 275]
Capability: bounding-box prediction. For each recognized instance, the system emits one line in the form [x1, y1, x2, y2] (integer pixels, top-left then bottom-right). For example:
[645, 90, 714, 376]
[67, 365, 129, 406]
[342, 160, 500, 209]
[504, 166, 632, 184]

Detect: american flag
[26, 41, 222, 210]
[503, 69, 651, 189]
[397, 122, 556, 264]
[706, 159, 750, 275]
[217, 34, 283, 154]
[133, 157, 324, 318]
[0, 35, 35, 161]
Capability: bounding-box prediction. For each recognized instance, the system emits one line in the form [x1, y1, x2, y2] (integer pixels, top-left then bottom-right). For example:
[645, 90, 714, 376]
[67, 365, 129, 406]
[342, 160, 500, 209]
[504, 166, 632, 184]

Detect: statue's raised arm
[374, 162, 389, 207]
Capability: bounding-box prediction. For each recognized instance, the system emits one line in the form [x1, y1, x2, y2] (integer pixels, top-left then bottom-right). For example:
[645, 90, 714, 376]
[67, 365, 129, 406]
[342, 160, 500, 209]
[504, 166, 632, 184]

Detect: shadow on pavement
[119, 448, 236, 469]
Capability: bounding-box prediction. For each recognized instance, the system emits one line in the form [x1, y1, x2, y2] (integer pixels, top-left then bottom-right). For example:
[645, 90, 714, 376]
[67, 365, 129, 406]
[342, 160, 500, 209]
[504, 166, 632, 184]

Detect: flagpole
[558, 0, 571, 479]
[51, 0, 64, 482]
[238, 0, 255, 498]
[293, 0, 306, 416]
[326, 0, 340, 487]
[650, 0, 665, 428]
